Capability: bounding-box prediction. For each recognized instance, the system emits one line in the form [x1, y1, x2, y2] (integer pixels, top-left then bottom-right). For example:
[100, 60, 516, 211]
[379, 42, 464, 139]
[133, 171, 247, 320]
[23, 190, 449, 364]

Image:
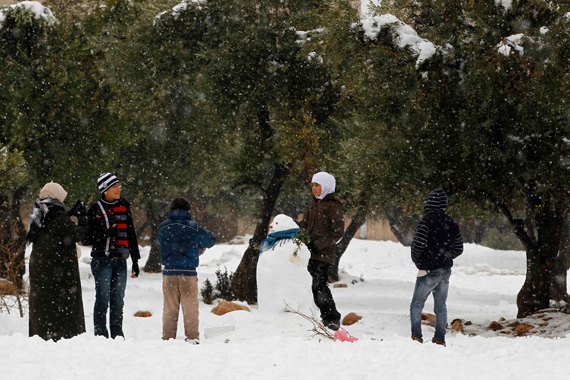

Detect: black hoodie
[411, 189, 463, 270]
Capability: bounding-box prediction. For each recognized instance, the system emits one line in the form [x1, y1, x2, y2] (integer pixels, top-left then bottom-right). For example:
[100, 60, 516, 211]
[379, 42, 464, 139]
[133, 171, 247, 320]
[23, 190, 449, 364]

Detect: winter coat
[28, 201, 87, 341]
[158, 210, 216, 276]
[299, 193, 344, 265]
[82, 197, 140, 261]
[411, 189, 463, 271]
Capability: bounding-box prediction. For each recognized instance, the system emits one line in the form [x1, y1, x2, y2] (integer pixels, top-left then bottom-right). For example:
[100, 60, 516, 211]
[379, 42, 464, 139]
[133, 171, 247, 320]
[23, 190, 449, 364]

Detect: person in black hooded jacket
[27, 182, 87, 341]
[409, 188, 463, 346]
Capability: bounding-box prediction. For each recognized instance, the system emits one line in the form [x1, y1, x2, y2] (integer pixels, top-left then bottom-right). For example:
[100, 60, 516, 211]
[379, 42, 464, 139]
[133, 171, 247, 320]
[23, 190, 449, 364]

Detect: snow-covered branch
[357, 13, 437, 69]
[0, 1, 58, 30]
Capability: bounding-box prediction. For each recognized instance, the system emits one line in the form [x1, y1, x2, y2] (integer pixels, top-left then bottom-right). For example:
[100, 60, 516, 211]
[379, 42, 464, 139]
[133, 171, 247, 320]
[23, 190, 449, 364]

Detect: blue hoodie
[157, 210, 216, 276]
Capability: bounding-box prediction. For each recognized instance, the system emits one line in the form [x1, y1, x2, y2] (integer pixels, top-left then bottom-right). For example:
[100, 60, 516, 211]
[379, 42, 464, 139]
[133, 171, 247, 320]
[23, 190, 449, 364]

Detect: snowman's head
[269, 214, 299, 232]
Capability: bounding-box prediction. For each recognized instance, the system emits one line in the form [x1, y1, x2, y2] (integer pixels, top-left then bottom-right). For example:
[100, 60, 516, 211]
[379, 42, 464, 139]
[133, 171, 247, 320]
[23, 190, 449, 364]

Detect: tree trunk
[385, 206, 415, 246]
[473, 221, 486, 244]
[0, 196, 12, 280]
[549, 251, 570, 303]
[143, 204, 165, 274]
[10, 187, 27, 289]
[516, 245, 553, 318]
[481, 190, 568, 318]
[549, 214, 570, 303]
[515, 200, 565, 318]
[231, 163, 290, 304]
[0, 186, 27, 290]
[329, 200, 368, 282]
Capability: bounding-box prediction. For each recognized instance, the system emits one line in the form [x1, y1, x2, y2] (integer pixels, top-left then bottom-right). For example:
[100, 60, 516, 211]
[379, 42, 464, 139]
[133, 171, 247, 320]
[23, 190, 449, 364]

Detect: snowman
[257, 214, 315, 314]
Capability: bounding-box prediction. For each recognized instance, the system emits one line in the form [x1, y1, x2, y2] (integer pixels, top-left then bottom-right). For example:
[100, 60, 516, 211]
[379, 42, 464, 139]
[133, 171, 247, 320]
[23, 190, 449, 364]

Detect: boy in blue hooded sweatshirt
[158, 197, 216, 344]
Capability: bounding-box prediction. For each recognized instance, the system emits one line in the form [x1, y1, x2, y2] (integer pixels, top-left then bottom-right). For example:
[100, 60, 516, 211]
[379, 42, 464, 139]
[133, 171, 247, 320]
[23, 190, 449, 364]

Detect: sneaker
[185, 338, 200, 345]
[411, 335, 423, 343]
[323, 320, 340, 331]
[432, 338, 446, 347]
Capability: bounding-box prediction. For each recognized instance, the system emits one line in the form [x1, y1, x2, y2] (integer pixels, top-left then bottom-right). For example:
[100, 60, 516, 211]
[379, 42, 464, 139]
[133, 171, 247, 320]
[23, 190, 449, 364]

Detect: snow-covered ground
[2, 237, 570, 379]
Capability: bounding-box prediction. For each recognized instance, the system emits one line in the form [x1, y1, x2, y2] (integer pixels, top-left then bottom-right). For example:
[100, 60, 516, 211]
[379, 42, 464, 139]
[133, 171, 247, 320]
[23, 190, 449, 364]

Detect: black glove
[131, 261, 140, 278]
[104, 224, 118, 238]
[68, 200, 86, 217]
[77, 215, 88, 229]
[306, 241, 316, 253]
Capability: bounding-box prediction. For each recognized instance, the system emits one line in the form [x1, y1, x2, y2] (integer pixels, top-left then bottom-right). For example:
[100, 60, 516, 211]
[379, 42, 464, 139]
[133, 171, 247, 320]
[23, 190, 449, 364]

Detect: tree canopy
[305, 0, 570, 316]
[2, 0, 570, 315]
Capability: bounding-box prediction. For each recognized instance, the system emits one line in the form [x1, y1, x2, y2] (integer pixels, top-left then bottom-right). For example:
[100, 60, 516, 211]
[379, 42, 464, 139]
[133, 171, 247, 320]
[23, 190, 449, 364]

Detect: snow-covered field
[2, 237, 570, 380]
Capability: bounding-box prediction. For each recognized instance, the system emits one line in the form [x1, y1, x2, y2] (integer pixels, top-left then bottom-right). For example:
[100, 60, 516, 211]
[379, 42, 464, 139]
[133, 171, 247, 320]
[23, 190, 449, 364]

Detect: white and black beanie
[97, 173, 119, 193]
[423, 188, 448, 212]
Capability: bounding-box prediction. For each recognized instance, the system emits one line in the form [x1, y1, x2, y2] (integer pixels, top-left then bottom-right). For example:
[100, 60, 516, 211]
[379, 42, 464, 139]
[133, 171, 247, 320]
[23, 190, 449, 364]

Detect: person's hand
[131, 261, 140, 278]
[306, 241, 316, 253]
[68, 200, 86, 217]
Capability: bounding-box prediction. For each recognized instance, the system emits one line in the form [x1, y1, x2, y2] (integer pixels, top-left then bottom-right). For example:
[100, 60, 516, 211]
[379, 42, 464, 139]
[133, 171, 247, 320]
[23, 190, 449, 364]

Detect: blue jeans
[410, 267, 451, 342]
[91, 257, 127, 338]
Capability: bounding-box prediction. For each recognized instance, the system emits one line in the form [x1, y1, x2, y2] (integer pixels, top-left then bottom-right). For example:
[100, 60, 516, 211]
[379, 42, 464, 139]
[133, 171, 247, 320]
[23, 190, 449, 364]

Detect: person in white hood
[298, 172, 344, 330]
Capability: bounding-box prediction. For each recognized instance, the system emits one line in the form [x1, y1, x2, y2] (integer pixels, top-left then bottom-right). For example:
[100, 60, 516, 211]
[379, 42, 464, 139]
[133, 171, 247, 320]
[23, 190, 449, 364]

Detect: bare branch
[285, 303, 335, 340]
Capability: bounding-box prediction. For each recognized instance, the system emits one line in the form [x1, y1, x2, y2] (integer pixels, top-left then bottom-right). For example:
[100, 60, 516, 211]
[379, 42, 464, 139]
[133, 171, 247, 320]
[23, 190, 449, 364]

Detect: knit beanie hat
[424, 188, 448, 212]
[97, 173, 119, 193]
[39, 182, 68, 203]
[311, 172, 336, 200]
[171, 197, 191, 211]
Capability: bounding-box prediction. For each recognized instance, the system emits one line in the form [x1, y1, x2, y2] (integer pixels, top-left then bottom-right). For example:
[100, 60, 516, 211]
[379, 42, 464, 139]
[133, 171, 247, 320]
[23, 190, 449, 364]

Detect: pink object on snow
[334, 329, 358, 342]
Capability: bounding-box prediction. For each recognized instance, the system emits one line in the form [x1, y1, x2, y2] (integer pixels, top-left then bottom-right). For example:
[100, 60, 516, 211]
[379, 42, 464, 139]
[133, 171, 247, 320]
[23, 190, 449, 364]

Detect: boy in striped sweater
[83, 173, 140, 339]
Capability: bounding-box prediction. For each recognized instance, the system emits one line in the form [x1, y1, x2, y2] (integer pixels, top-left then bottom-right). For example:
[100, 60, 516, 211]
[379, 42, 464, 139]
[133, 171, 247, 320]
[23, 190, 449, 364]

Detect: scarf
[259, 228, 300, 254]
[27, 198, 66, 244]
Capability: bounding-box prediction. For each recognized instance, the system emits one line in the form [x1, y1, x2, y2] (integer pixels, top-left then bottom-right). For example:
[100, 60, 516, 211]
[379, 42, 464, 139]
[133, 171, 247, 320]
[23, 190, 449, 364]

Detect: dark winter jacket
[158, 210, 216, 276]
[411, 189, 463, 271]
[299, 193, 344, 265]
[27, 201, 87, 341]
[82, 197, 140, 261]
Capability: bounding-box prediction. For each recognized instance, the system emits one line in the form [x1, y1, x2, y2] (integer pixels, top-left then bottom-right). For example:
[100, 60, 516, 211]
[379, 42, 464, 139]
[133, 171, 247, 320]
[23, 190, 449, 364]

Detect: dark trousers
[91, 257, 127, 338]
[307, 259, 340, 324]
